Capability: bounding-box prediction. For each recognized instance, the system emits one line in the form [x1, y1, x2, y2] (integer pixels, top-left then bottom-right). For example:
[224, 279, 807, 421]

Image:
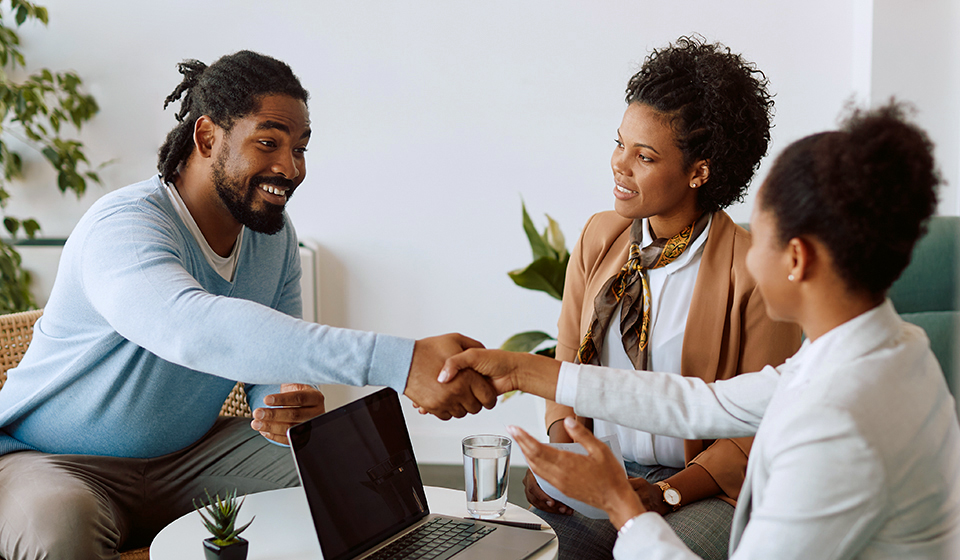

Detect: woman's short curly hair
[626, 35, 774, 213]
[759, 101, 940, 297]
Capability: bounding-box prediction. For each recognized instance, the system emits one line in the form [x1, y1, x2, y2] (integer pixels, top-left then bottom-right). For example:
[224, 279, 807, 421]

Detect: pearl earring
[690, 182, 698, 188]
[788, 274, 796, 281]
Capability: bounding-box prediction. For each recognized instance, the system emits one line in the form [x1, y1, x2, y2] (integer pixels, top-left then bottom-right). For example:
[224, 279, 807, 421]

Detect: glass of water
[462, 434, 512, 519]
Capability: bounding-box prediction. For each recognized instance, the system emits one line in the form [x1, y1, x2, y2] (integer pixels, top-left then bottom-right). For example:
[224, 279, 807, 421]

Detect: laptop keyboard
[367, 517, 496, 560]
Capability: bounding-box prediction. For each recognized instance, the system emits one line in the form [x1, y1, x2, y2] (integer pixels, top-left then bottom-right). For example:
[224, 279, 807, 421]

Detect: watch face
[664, 488, 681, 506]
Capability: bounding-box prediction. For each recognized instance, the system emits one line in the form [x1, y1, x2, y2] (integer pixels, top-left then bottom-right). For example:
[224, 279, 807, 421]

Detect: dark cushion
[888, 217, 959, 314]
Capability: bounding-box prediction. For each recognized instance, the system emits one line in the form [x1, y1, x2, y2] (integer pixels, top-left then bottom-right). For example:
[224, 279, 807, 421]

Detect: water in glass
[462, 435, 511, 519]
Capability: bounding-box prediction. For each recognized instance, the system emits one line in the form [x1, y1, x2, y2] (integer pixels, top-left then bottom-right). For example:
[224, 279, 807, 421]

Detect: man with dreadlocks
[0, 51, 496, 559]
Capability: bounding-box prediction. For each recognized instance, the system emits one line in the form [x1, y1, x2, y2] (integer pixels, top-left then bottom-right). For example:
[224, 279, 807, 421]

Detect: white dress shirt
[560, 300, 960, 559]
[558, 215, 711, 468]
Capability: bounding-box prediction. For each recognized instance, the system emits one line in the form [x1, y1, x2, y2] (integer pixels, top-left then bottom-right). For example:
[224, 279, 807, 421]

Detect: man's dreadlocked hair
[157, 50, 309, 184]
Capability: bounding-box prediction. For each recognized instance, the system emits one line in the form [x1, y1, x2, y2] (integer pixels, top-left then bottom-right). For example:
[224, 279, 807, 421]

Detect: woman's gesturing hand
[508, 417, 646, 530]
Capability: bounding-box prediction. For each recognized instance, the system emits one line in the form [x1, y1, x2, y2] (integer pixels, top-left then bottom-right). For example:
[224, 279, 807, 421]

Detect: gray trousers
[0, 417, 298, 560]
[533, 462, 734, 560]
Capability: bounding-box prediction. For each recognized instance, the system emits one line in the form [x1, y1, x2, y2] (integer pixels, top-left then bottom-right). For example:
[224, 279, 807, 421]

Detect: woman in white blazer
[440, 102, 960, 559]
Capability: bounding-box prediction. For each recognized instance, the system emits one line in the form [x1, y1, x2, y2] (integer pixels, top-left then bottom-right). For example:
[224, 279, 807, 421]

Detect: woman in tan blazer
[530, 36, 802, 560]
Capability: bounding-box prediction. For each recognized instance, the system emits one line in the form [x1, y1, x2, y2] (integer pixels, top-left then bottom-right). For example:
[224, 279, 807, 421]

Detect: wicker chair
[0, 309, 254, 559]
[0, 309, 43, 389]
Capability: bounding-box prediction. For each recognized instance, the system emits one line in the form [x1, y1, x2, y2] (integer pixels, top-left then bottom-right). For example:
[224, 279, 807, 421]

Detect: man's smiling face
[211, 94, 311, 234]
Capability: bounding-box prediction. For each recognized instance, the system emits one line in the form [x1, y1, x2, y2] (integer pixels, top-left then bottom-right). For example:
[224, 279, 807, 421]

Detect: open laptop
[287, 388, 555, 560]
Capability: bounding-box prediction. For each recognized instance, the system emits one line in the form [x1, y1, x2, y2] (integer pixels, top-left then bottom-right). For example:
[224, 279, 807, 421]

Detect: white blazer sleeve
[572, 363, 781, 439]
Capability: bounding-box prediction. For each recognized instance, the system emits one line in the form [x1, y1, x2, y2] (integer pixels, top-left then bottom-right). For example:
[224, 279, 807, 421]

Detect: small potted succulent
[194, 489, 255, 560]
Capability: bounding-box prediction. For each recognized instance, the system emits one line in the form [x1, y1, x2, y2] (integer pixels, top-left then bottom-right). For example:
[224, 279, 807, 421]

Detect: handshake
[252, 332, 550, 444]
[253, 333, 558, 445]
[404, 333, 561, 420]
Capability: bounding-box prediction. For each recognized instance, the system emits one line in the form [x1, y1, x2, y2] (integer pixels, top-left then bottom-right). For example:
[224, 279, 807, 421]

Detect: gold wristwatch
[655, 481, 681, 511]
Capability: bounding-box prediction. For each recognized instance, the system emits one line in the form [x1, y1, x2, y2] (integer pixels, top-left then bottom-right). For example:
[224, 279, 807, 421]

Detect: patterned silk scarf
[576, 213, 710, 370]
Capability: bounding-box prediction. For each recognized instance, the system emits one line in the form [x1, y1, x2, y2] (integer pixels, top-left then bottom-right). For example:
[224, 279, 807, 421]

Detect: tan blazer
[546, 210, 802, 505]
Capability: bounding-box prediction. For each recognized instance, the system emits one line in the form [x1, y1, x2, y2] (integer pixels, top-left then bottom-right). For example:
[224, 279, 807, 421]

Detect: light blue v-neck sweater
[0, 176, 414, 458]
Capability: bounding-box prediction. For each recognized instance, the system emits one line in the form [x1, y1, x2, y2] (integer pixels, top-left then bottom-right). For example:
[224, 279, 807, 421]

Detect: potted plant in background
[499, 202, 569, 398]
[0, 0, 102, 313]
[194, 489, 255, 560]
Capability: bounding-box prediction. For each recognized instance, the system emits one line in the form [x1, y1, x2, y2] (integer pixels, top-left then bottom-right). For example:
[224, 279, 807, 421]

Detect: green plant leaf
[41, 146, 59, 166]
[521, 201, 550, 261]
[56, 170, 69, 192]
[500, 331, 555, 353]
[7, 151, 21, 179]
[534, 345, 557, 358]
[22, 218, 39, 237]
[0, 239, 36, 313]
[3, 216, 18, 235]
[545, 214, 567, 258]
[507, 254, 568, 300]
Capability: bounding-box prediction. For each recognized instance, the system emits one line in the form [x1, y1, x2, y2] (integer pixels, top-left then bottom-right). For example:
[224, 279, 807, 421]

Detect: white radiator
[297, 238, 322, 323]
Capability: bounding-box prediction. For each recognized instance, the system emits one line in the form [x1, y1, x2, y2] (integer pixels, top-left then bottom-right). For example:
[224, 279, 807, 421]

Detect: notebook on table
[287, 387, 555, 560]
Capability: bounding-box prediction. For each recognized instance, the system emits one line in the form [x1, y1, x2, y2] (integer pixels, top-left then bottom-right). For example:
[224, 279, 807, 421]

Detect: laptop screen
[289, 388, 430, 560]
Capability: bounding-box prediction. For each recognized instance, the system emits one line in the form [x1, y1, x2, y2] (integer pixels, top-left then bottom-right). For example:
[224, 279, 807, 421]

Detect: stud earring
[788, 274, 796, 281]
[690, 182, 698, 188]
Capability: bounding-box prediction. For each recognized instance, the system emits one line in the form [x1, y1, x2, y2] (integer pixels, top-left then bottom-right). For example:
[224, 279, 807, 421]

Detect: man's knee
[0, 452, 120, 560]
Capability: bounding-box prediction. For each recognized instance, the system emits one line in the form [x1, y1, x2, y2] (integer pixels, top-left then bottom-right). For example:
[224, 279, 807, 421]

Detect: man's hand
[251, 383, 326, 445]
[438, 348, 561, 400]
[508, 417, 645, 530]
[523, 469, 573, 515]
[404, 334, 497, 420]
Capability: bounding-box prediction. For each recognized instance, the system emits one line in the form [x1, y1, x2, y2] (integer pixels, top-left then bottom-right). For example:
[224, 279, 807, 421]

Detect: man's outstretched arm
[252, 333, 497, 439]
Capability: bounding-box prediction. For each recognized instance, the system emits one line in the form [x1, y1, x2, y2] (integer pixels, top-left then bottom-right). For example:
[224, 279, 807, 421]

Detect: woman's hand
[523, 469, 573, 515]
[628, 477, 671, 516]
[438, 348, 561, 400]
[508, 417, 645, 530]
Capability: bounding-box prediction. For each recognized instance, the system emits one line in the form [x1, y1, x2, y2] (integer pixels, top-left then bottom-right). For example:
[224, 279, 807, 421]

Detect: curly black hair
[759, 101, 940, 297]
[626, 35, 774, 213]
[157, 50, 309, 184]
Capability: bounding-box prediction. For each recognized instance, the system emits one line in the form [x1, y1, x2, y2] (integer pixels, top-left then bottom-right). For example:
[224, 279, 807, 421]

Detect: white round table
[151, 486, 558, 559]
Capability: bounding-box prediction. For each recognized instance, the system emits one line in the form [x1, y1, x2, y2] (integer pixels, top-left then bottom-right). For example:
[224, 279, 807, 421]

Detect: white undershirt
[163, 180, 243, 282]
[558, 214, 711, 468]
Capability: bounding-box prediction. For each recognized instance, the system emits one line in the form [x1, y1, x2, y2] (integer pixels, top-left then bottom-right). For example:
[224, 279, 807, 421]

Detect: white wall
[6, 0, 957, 464]
[872, 0, 960, 215]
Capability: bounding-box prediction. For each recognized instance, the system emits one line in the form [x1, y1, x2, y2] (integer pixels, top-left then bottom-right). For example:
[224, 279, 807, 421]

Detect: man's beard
[212, 149, 294, 235]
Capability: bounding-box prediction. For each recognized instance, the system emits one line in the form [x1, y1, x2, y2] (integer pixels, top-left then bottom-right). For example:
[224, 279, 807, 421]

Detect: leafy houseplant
[0, 0, 101, 313]
[500, 202, 570, 359]
[194, 489, 255, 560]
